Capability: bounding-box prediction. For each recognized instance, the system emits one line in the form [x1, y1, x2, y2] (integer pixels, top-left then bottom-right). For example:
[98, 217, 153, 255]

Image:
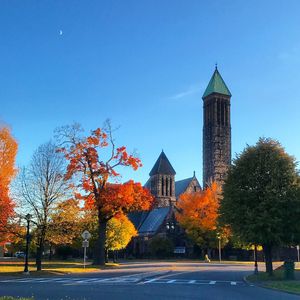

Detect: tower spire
[149, 151, 176, 207]
[202, 67, 231, 99]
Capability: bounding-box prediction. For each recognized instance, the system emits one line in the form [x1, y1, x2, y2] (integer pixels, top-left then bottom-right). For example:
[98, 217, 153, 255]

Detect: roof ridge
[157, 152, 163, 173]
[175, 177, 193, 183]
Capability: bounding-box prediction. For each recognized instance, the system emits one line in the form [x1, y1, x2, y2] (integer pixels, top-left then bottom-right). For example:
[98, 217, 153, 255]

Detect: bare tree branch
[15, 141, 71, 270]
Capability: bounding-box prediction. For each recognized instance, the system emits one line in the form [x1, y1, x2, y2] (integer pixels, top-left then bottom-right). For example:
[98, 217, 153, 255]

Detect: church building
[129, 67, 232, 256]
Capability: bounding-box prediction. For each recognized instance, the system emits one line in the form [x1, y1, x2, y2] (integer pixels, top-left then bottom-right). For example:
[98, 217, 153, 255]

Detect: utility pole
[217, 233, 221, 262]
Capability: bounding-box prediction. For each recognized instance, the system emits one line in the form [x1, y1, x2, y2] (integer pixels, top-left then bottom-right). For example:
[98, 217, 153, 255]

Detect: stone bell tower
[203, 66, 231, 188]
[149, 150, 176, 207]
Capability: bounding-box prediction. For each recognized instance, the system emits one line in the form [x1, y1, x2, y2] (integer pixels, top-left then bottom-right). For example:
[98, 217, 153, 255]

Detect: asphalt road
[0, 262, 299, 300]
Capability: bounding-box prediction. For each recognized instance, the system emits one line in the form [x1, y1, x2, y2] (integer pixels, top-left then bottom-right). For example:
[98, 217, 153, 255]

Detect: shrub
[149, 236, 173, 258]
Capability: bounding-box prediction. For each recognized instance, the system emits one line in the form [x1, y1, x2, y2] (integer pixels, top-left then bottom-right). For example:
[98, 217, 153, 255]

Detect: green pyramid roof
[202, 67, 231, 98]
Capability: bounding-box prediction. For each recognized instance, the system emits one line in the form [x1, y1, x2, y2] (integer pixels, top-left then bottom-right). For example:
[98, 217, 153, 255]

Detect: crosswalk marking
[0, 277, 245, 286]
[167, 279, 176, 283]
[143, 278, 157, 284]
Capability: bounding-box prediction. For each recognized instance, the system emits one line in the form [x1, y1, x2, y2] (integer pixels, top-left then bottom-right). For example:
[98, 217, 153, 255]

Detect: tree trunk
[36, 225, 46, 271]
[105, 249, 108, 263]
[49, 244, 53, 261]
[36, 244, 43, 271]
[93, 219, 107, 266]
[263, 244, 273, 276]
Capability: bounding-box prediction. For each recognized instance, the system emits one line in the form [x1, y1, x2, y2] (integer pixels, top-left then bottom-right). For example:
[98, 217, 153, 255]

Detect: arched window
[170, 178, 173, 196]
[221, 100, 225, 125]
[225, 102, 229, 126]
[161, 176, 164, 196]
[150, 178, 154, 192]
[217, 99, 221, 125]
[165, 177, 169, 196]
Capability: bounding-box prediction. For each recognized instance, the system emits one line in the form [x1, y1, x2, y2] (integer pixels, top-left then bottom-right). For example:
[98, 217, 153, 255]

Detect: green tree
[220, 138, 300, 276]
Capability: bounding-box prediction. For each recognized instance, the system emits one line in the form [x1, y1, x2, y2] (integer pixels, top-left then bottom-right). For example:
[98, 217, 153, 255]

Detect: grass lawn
[247, 269, 285, 282]
[0, 260, 119, 276]
[247, 267, 300, 295]
[264, 281, 300, 294]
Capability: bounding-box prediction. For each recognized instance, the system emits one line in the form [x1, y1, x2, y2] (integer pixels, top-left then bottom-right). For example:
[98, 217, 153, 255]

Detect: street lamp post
[254, 245, 258, 275]
[24, 213, 32, 274]
[217, 234, 221, 262]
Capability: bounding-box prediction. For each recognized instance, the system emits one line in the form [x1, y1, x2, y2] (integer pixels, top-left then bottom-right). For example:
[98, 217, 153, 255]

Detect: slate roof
[139, 207, 170, 234]
[203, 67, 231, 98]
[128, 207, 170, 235]
[149, 151, 176, 176]
[128, 211, 148, 231]
[175, 177, 193, 198]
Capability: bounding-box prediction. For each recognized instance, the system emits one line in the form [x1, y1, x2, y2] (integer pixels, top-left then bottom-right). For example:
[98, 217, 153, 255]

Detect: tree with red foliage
[0, 127, 18, 241]
[57, 122, 153, 265]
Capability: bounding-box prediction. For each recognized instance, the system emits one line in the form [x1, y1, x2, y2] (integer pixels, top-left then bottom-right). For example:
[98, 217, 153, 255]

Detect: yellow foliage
[105, 214, 137, 251]
[47, 199, 83, 245]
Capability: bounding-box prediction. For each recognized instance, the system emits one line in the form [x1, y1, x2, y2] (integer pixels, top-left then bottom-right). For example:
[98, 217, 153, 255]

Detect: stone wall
[150, 174, 176, 207]
[184, 177, 202, 194]
[203, 94, 231, 188]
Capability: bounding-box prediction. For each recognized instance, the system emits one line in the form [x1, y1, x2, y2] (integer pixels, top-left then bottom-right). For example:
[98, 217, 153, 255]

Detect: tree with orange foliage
[0, 127, 18, 241]
[176, 182, 224, 252]
[57, 122, 153, 265]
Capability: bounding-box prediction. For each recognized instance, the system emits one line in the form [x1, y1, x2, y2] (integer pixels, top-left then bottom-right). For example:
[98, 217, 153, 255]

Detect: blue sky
[1, 1, 300, 185]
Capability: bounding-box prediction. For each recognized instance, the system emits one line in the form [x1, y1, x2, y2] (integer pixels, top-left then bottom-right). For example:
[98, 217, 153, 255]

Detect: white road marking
[167, 279, 176, 283]
[143, 278, 157, 284]
[0, 277, 245, 286]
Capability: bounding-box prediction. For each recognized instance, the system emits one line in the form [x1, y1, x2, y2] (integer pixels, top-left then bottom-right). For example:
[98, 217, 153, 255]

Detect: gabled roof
[202, 67, 231, 98]
[138, 207, 170, 234]
[175, 173, 202, 197]
[175, 177, 193, 198]
[149, 151, 176, 176]
[128, 211, 149, 230]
